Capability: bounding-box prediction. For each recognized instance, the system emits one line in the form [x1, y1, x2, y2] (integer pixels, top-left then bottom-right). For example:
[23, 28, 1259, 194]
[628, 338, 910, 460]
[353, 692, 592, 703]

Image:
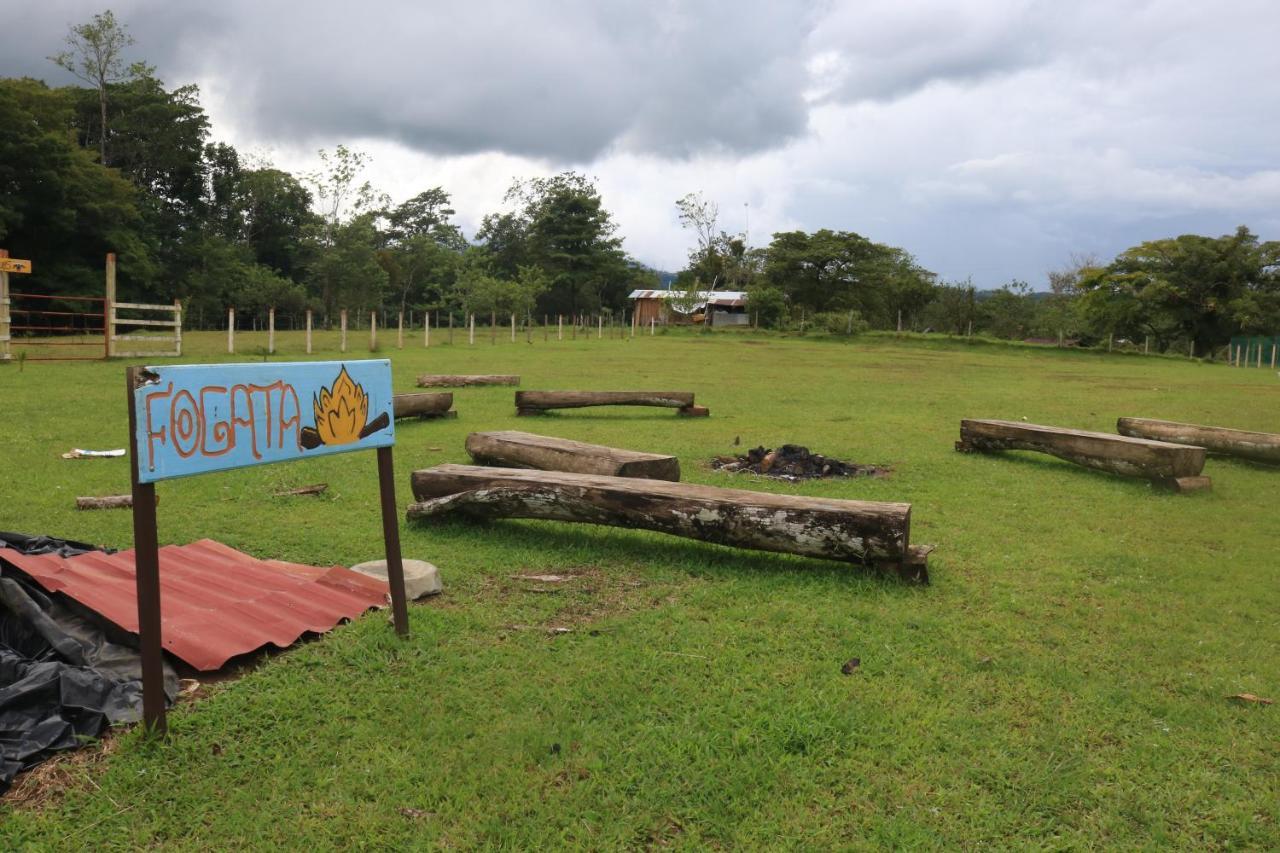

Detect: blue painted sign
[133, 360, 395, 483]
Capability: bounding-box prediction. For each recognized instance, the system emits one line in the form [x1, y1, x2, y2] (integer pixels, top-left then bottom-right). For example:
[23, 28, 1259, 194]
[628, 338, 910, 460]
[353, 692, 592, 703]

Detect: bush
[813, 310, 869, 336]
[746, 287, 787, 328]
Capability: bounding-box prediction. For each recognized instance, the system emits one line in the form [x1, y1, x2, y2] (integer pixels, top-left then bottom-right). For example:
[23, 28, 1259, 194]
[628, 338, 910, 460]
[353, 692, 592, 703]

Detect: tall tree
[386, 188, 466, 249]
[306, 145, 387, 241]
[380, 189, 466, 316]
[479, 172, 629, 316]
[0, 78, 152, 296]
[235, 167, 318, 280]
[309, 213, 388, 318]
[676, 191, 723, 287]
[764, 229, 935, 325]
[1077, 227, 1280, 352]
[49, 10, 136, 165]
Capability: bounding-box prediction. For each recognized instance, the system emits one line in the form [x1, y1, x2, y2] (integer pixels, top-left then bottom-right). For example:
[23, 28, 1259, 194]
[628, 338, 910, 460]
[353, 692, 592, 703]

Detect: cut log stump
[1117, 417, 1280, 465]
[957, 419, 1210, 491]
[416, 374, 519, 388]
[407, 464, 928, 582]
[466, 430, 680, 480]
[515, 390, 708, 417]
[393, 392, 456, 419]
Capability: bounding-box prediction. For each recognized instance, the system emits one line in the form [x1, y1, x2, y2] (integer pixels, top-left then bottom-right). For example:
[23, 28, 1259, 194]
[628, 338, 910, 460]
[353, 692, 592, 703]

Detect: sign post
[0, 250, 33, 361]
[126, 359, 409, 734]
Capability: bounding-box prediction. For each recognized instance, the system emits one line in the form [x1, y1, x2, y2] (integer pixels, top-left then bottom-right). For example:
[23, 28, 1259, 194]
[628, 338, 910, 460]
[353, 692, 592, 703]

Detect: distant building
[628, 290, 750, 326]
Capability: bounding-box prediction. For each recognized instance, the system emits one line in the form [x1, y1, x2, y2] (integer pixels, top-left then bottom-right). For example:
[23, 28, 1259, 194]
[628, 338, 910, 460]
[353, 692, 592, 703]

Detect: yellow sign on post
[0, 258, 32, 274]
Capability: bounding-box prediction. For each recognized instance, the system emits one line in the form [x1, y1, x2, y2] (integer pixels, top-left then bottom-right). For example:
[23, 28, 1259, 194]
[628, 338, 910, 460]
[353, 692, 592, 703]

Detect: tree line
[670, 200, 1279, 355]
[2, 11, 1276, 352]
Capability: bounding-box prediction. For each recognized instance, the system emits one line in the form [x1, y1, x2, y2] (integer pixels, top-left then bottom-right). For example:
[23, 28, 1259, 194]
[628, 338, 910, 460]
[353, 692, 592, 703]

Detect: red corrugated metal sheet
[2, 539, 389, 671]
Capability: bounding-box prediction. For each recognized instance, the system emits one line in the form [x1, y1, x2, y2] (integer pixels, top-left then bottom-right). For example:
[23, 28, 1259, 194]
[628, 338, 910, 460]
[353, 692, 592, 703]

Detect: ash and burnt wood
[515, 390, 705, 417]
[393, 392, 455, 419]
[416, 374, 519, 388]
[957, 419, 1209, 487]
[465, 430, 680, 480]
[1117, 417, 1280, 465]
[713, 444, 889, 480]
[408, 464, 926, 581]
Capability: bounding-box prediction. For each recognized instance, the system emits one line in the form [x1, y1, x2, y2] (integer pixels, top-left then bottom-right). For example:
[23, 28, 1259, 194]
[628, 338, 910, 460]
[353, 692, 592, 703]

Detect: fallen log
[1117, 417, 1280, 465]
[408, 464, 929, 581]
[76, 494, 133, 510]
[957, 419, 1210, 492]
[466, 430, 680, 480]
[515, 390, 708, 417]
[416, 374, 519, 388]
[393, 392, 456, 419]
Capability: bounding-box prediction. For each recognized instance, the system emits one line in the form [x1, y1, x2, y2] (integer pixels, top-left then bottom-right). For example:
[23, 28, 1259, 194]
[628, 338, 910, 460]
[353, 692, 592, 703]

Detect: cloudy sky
[6, 1, 1280, 287]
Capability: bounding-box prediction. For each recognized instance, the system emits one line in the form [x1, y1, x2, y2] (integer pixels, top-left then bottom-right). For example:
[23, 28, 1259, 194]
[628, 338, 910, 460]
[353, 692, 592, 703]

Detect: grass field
[1, 328, 1277, 848]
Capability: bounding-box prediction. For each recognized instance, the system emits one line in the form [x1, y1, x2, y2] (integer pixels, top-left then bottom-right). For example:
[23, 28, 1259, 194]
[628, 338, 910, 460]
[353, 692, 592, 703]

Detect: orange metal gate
[6, 291, 107, 361]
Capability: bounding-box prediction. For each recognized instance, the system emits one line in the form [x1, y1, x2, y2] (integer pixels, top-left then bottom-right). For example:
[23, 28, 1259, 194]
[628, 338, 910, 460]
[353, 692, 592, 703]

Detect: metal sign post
[126, 360, 410, 734]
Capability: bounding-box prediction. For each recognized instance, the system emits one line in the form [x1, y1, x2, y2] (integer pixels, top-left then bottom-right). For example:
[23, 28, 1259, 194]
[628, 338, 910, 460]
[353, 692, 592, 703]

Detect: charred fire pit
[711, 444, 890, 481]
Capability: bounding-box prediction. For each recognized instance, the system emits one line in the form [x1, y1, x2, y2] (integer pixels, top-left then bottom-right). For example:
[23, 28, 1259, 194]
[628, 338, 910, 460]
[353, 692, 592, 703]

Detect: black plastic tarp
[0, 532, 176, 793]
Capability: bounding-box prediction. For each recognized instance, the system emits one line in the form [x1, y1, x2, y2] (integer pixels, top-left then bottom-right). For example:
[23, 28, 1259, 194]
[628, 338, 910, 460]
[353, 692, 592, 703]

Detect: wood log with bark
[272, 483, 329, 497]
[416, 374, 520, 387]
[407, 464, 929, 581]
[393, 392, 456, 419]
[514, 390, 708, 417]
[957, 418, 1210, 492]
[76, 495, 133, 510]
[466, 430, 680, 480]
[1117, 417, 1280, 465]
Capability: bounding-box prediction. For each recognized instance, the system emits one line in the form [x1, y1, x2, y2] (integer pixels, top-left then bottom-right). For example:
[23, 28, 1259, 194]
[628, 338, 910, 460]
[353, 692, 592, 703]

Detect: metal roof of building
[1, 539, 388, 671]
[628, 290, 748, 307]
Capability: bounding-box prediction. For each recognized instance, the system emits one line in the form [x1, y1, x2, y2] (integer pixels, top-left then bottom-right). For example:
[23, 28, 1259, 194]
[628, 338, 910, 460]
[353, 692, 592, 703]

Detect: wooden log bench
[466, 430, 680, 480]
[956, 419, 1210, 492]
[416, 374, 519, 388]
[515, 390, 709, 417]
[393, 392, 456, 419]
[407, 464, 930, 582]
[1117, 417, 1280, 465]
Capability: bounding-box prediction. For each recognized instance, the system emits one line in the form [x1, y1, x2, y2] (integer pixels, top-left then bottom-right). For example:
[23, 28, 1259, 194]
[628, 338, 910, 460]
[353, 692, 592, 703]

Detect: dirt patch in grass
[548, 567, 678, 626]
[4, 732, 122, 812]
[471, 566, 681, 633]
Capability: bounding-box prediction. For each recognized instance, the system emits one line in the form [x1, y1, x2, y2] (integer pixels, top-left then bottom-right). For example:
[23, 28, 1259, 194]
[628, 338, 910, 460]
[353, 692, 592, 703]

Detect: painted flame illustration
[313, 366, 369, 445]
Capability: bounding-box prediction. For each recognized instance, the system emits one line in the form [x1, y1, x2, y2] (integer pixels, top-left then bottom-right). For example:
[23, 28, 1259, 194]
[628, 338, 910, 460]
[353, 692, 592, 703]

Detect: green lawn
[1, 329, 1277, 849]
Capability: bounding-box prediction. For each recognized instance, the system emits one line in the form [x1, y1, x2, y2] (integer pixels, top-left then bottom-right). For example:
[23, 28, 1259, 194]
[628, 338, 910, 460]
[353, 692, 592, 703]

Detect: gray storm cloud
[4, 0, 824, 160]
[5, 0, 1279, 283]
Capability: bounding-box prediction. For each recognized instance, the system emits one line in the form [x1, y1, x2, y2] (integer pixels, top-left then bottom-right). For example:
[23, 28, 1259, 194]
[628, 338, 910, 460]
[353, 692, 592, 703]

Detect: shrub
[746, 287, 787, 328]
[813, 310, 869, 336]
